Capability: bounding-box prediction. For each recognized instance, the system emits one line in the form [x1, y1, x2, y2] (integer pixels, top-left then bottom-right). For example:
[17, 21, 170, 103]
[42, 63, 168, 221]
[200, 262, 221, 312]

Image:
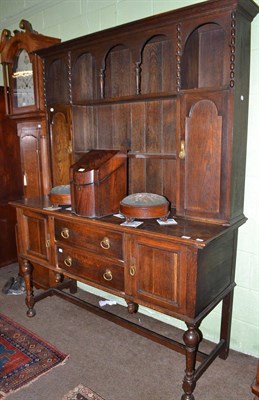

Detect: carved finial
[19, 19, 38, 34]
[0, 29, 12, 52]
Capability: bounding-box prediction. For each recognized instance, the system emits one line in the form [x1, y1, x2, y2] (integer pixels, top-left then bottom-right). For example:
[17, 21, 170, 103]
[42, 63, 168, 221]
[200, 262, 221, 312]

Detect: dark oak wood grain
[3, 1, 259, 399]
[0, 22, 60, 287]
[0, 87, 23, 266]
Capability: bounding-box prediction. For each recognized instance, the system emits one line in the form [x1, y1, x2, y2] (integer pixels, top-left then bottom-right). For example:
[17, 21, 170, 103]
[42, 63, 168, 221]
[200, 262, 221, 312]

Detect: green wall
[0, 0, 258, 357]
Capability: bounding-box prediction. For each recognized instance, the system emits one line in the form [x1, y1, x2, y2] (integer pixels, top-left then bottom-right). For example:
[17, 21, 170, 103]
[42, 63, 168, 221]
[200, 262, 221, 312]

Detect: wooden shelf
[72, 92, 177, 107]
[128, 152, 177, 159]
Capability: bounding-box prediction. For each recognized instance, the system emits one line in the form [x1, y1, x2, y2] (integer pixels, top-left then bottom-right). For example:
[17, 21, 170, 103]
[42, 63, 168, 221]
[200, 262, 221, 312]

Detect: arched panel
[184, 99, 222, 216]
[12, 49, 35, 108]
[140, 34, 175, 94]
[181, 23, 225, 89]
[18, 123, 42, 198]
[50, 111, 72, 186]
[72, 52, 94, 102]
[104, 44, 132, 98]
[46, 58, 69, 104]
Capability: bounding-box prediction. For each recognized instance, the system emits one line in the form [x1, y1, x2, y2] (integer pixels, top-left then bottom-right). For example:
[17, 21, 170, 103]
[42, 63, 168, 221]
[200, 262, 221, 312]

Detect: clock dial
[12, 49, 35, 108]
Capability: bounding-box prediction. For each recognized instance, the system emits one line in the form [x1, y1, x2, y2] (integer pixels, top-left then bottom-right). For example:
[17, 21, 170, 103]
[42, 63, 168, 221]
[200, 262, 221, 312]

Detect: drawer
[57, 245, 124, 292]
[55, 219, 123, 259]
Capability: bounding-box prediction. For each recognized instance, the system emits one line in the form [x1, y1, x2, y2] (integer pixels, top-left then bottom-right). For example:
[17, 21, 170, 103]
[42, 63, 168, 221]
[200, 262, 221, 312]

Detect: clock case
[0, 21, 60, 290]
[0, 20, 60, 118]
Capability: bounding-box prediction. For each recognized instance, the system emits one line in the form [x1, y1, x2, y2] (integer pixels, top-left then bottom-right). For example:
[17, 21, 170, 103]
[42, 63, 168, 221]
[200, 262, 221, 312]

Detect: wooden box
[70, 150, 127, 217]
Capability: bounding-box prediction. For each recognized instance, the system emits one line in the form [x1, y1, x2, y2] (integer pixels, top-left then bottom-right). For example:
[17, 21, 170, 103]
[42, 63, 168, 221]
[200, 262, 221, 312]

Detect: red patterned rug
[0, 313, 68, 398]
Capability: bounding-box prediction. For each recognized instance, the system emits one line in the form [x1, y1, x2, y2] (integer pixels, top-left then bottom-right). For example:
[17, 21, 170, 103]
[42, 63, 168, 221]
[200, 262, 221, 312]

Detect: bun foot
[126, 301, 139, 314]
[27, 308, 36, 317]
[181, 394, 195, 400]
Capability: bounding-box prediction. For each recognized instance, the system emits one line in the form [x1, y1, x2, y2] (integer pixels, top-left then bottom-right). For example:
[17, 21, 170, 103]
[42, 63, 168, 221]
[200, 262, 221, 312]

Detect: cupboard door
[126, 236, 188, 314]
[17, 209, 50, 262]
[17, 121, 42, 198]
[48, 106, 72, 186]
[16, 208, 57, 289]
[177, 91, 229, 223]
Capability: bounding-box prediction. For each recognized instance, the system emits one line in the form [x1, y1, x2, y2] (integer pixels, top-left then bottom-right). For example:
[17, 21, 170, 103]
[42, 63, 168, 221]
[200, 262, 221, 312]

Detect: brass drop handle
[103, 269, 113, 281]
[179, 140, 186, 160]
[100, 237, 110, 250]
[61, 228, 69, 239]
[130, 257, 136, 276]
[45, 239, 50, 248]
[64, 256, 72, 267]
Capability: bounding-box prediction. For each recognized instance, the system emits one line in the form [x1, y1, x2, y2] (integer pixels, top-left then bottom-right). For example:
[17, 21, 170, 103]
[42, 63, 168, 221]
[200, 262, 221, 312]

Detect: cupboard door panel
[178, 91, 229, 223]
[138, 244, 178, 302]
[127, 237, 188, 313]
[185, 99, 222, 214]
[20, 210, 50, 262]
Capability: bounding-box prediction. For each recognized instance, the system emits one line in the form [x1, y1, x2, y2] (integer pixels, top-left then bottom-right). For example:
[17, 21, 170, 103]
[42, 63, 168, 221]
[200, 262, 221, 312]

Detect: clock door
[17, 121, 42, 198]
[11, 49, 35, 112]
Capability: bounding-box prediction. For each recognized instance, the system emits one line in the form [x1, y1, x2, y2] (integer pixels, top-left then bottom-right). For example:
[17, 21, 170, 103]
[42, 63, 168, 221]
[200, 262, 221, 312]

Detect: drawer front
[57, 245, 124, 292]
[55, 219, 123, 259]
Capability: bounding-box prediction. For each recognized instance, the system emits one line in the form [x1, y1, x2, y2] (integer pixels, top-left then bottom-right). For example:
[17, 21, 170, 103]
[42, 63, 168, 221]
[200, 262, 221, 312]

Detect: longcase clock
[0, 20, 60, 287]
[0, 19, 60, 197]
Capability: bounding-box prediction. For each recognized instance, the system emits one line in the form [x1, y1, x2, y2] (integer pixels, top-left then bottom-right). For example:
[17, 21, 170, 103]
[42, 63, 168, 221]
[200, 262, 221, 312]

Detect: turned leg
[219, 290, 234, 359]
[181, 323, 203, 400]
[21, 259, 36, 317]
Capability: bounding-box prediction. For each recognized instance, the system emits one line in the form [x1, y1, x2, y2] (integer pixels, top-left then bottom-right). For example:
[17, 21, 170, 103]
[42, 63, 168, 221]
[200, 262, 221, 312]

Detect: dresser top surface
[10, 196, 246, 249]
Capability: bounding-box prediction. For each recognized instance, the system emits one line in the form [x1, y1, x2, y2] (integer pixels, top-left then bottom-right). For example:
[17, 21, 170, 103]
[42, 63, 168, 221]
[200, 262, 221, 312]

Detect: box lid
[70, 149, 126, 185]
